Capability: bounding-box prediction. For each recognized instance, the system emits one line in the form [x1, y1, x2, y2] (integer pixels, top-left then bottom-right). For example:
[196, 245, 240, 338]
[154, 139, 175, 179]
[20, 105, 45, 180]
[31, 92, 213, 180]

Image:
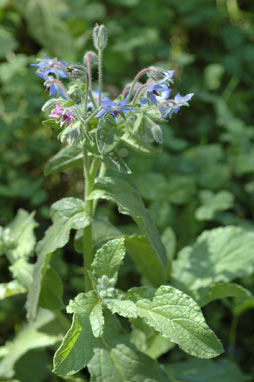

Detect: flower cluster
[31, 24, 194, 146]
[49, 103, 75, 127]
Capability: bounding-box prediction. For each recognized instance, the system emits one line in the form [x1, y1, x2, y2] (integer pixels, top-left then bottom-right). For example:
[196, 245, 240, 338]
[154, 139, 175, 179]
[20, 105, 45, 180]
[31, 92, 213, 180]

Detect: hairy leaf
[173, 226, 254, 293]
[88, 177, 167, 282]
[26, 198, 90, 321]
[87, 313, 168, 382]
[196, 282, 253, 307]
[0, 309, 61, 379]
[53, 291, 98, 377]
[165, 358, 246, 382]
[91, 238, 126, 281]
[128, 285, 223, 358]
[44, 144, 83, 175]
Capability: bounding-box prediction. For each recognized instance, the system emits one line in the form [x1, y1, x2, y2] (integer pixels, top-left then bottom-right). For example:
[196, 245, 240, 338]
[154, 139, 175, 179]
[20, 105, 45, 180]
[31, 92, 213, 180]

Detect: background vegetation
[0, 0, 253, 381]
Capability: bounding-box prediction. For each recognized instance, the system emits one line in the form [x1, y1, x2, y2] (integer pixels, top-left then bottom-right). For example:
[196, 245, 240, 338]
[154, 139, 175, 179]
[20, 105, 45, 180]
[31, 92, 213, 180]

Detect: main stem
[83, 148, 100, 291]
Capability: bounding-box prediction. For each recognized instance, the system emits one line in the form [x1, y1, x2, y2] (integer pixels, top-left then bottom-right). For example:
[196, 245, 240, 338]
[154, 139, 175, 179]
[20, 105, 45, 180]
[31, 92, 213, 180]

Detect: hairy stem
[98, 48, 103, 106]
[83, 148, 100, 291]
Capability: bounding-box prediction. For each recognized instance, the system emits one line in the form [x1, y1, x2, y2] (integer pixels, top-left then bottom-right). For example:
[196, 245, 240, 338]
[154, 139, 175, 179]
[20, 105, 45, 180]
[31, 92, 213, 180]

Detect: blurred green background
[0, 0, 254, 380]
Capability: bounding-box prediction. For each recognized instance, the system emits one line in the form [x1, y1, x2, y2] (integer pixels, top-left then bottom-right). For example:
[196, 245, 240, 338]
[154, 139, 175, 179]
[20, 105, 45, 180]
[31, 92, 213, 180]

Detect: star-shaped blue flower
[141, 83, 171, 106]
[31, 55, 68, 79]
[160, 92, 194, 119]
[95, 96, 135, 121]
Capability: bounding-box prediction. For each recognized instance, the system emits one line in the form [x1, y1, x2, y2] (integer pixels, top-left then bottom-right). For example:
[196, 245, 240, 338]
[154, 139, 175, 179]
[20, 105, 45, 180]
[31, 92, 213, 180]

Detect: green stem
[98, 48, 103, 105]
[84, 73, 89, 116]
[228, 314, 239, 359]
[83, 148, 100, 291]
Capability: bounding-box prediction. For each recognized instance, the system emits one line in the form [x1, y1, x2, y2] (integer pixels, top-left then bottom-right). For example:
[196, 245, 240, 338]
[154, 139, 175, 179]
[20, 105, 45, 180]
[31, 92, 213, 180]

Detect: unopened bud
[83, 51, 98, 66]
[93, 24, 108, 50]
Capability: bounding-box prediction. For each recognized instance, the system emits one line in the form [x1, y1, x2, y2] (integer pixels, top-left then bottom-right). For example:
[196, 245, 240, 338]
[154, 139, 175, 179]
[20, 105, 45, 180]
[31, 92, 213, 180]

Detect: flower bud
[93, 24, 108, 50]
[148, 66, 175, 83]
[83, 51, 98, 66]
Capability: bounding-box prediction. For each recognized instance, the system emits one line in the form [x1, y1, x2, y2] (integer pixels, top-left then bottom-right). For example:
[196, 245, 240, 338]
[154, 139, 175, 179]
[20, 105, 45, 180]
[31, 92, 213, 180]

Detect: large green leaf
[165, 358, 246, 382]
[53, 291, 98, 377]
[172, 226, 254, 293]
[0, 309, 61, 379]
[26, 198, 90, 321]
[128, 285, 223, 358]
[87, 313, 168, 382]
[96, 116, 122, 154]
[38, 266, 64, 310]
[44, 144, 83, 175]
[196, 282, 253, 307]
[88, 177, 167, 282]
[91, 238, 126, 282]
[125, 235, 166, 286]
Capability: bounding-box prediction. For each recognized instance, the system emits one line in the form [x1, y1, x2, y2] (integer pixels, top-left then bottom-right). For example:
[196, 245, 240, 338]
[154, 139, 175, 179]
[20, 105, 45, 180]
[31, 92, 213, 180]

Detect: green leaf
[196, 282, 253, 307]
[125, 235, 167, 286]
[0, 27, 17, 58]
[4, 209, 37, 263]
[130, 318, 174, 359]
[0, 280, 26, 300]
[87, 313, 169, 382]
[44, 145, 83, 176]
[37, 197, 89, 259]
[12, 0, 73, 57]
[165, 358, 246, 382]
[128, 285, 223, 358]
[91, 238, 126, 282]
[172, 226, 254, 293]
[195, 190, 234, 221]
[88, 177, 167, 281]
[89, 302, 104, 338]
[104, 296, 138, 318]
[74, 217, 122, 254]
[121, 132, 161, 155]
[96, 116, 122, 154]
[38, 267, 64, 311]
[26, 198, 90, 321]
[53, 291, 98, 377]
[101, 151, 132, 174]
[0, 309, 61, 379]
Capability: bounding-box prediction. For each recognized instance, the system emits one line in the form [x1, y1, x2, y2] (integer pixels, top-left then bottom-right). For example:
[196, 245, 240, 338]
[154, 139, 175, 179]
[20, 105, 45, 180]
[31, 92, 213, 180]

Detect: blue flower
[95, 96, 135, 121]
[148, 66, 175, 83]
[87, 89, 111, 110]
[141, 83, 171, 106]
[31, 55, 68, 79]
[160, 92, 194, 119]
[160, 70, 175, 83]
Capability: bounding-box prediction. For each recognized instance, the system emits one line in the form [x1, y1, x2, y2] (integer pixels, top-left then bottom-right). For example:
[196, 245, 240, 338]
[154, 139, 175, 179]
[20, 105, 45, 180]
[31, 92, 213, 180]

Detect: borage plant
[4, 24, 254, 381]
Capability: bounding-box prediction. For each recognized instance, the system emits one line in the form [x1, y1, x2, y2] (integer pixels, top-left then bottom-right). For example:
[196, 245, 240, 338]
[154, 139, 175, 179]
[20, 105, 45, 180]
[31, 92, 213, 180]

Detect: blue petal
[95, 108, 110, 118]
[101, 99, 114, 107]
[183, 93, 194, 102]
[59, 87, 67, 99]
[49, 85, 57, 96]
[36, 71, 47, 80]
[57, 69, 68, 78]
[118, 95, 129, 106]
[140, 98, 148, 105]
[149, 93, 157, 105]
